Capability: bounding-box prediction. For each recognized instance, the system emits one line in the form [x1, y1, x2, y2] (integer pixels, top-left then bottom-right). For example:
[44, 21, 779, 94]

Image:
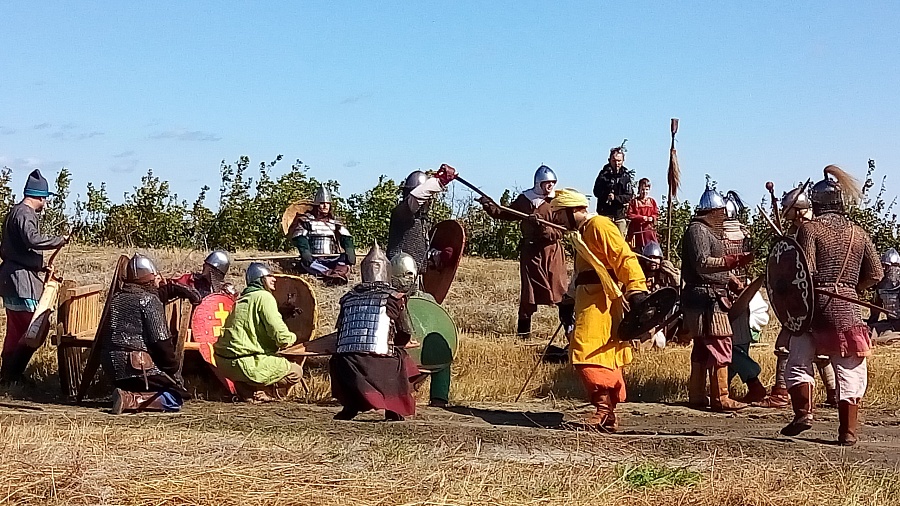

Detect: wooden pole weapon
[666, 118, 680, 260]
[515, 323, 564, 402]
[454, 175, 567, 232]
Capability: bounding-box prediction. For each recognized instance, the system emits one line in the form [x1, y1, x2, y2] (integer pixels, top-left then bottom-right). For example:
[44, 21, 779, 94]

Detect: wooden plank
[64, 284, 104, 299]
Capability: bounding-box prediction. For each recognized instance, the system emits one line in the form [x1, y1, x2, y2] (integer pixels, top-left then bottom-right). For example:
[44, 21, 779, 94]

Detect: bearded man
[550, 188, 649, 432]
[781, 165, 882, 446]
[479, 165, 569, 338]
[682, 183, 753, 412]
[592, 145, 634, 237]
[290, 185, 356, 284]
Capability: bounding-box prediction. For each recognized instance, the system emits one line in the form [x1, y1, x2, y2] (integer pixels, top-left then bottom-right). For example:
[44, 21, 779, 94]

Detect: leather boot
[825, 388, 838, 408]
[710, 366, 747, 412]
[385, 410, 405, 422]
[838, 401, 859, 446]
[333, 407, 359, 420]
[752, 385, 789, 408]
[111, 389, 167, 414]
[516, 315, 532, 339]
[687, 362, 709, 408]
[739, 378, 768, 404]
[781, 383, 814, 436]
[586, 389, 616, 432]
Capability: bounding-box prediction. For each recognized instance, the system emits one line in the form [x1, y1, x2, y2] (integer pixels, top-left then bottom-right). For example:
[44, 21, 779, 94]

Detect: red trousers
[2, 309, 32, 359]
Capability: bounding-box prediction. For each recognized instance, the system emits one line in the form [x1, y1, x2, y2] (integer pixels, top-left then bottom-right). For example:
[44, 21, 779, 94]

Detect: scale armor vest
[336, 282, 400, 354]
[293, 214, 349, 256]
[387, 203, 429, 271]
[101, 285, 169, 382]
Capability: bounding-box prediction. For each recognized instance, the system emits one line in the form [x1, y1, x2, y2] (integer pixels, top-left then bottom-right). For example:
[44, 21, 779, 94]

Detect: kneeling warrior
[102, 254, 188, 414]
[214, 262, 304, 403]
[387, 165, 457, 274]
[550, 189, 649, 432]
[682, 182, 753, 411]
[479, 165, 570, 339]
[330, 244, 418, 421]
[290, 185, 356, 284]
[756, 185, 837, 408]
[867, 248, 900, 338]
[782, 166, 882, 446]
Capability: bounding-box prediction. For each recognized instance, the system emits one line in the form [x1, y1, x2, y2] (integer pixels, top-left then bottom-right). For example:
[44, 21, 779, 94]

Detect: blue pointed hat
[23, 169, 54, 198]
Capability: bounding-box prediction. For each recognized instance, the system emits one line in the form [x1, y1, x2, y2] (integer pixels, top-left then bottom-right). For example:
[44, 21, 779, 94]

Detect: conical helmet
[204, 250, 231, 275]
[723, 190, 745, 219]
[642, 241, 663, 259]
[882, 248, 900, 266]
[246, 262, 273, 285]
[780, 185, 811, 220]
[533, 165, 557, 186]
[313, 184, 333, 205]
[402, 171, 428, 192]
[125, 254, 159, 283]
[361, 242, 391, 283]
[697, 179, 725, 211]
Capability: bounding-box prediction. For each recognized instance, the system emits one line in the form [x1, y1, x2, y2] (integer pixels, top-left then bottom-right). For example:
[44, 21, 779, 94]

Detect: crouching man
[102, 254, 187, 414]
[330, 244, 418, 421]
[214, 262, 303, 403]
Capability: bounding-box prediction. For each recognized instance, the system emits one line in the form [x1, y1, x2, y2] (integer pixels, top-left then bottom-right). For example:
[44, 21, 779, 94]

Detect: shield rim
[766, 235, 815, 336]
[618, 286, 679, 341]
[406, 295, 459, 371]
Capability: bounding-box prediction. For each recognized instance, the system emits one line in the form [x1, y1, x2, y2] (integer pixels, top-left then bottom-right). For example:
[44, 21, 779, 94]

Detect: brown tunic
[483, 193, 568, 306]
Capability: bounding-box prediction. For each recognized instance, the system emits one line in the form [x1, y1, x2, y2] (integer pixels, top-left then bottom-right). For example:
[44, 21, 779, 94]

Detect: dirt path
[3, 397, 899, 469]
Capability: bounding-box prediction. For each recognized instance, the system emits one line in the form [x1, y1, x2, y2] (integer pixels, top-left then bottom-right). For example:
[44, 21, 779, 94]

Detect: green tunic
[214, 285, 297, 386]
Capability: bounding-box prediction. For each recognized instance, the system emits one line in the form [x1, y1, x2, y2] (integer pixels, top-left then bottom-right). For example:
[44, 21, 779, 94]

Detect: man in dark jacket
[0, 170, 67, 384]
[592, 145, 634, 236]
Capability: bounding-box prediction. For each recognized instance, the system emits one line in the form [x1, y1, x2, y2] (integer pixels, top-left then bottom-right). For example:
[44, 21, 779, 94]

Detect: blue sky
[2, 1, 899, 210]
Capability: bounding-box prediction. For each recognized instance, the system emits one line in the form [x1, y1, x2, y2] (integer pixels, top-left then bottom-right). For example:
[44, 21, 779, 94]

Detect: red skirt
[329, 349, 418, 416]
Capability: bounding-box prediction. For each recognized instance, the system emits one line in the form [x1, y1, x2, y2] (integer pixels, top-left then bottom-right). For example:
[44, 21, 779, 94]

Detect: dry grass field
[2, 245, 900, 505]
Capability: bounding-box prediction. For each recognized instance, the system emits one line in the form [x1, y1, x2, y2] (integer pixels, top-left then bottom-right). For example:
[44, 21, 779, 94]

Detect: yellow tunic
[570, 215, 648, 369]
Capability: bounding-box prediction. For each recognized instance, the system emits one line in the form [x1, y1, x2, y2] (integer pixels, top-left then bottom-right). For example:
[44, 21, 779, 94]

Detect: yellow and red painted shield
[190, 293, 237, 393]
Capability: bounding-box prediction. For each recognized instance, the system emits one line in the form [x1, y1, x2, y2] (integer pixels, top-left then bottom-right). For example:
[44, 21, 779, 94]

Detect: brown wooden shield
[422, 220, 466, 304]
[77, 254, 128, 402]
[281, 201, 313, 236]
[766, 236, 815, 335]
[272, 274, 317, 342]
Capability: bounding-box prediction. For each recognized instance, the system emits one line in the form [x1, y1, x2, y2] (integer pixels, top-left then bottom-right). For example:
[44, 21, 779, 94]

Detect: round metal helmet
[313, 184, 332, 205]
[810, 176, 843, 213]
[533, 165, 557, 186]
[882, 248, 900, 266]
[390, 253, 418, 293]
[723, 191, 745, 219]
[697, 184, 726, 211]
[780, 186, 811, 218]
[126, 253, 159, 283]
[204, 250, 231, 275]
[361, 242, 391, 283]
[642, 241, 663, 259]
[246, 262, 273, 285]
[402, 171, 428, 192]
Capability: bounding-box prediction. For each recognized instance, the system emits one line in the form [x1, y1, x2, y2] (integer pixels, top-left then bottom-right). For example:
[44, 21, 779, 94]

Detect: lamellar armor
[291, 213, 351, 256]
[101, 284, 174, 382]
[336, 282, 405, 355]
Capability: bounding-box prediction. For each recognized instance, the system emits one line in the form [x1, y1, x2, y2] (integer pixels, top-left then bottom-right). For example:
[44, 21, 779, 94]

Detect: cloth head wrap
[550, 188, 589, 211]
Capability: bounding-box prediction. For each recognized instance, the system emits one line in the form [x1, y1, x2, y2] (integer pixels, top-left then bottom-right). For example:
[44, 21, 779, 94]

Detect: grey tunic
[0, 203, 65, 302]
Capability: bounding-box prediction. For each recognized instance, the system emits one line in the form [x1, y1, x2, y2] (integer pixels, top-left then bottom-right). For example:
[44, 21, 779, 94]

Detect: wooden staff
[666, 118, 680, 260]
[454, 175, 567, 232]
[515, 323, 564, 402]
[765, 181, 780, 230]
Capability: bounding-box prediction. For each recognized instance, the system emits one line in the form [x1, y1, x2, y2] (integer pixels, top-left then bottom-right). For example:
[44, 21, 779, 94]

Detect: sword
[454, 176, 567, 232]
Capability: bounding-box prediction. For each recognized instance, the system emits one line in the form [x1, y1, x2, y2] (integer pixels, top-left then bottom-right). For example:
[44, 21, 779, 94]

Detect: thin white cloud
[33, 122, 51, 130]
[0, 127, 17, 135]
[113, 150, 136, 158]
[149, 129, 221, 142]
[109, 158, 140, 174]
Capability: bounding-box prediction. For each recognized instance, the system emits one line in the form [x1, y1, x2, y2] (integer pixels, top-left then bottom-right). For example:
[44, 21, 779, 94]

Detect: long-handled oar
[515, 322, 565, 402]
[454, 175, 567, 232]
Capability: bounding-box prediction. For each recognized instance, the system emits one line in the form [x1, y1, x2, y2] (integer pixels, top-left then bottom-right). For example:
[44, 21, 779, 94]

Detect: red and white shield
[190, 293, 237, 394]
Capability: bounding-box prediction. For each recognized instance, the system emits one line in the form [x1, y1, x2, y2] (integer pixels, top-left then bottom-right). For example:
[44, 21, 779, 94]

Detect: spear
[666, 118, 680, 260]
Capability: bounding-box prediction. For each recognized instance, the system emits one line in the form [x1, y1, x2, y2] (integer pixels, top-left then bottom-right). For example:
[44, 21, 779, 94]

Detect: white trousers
[785, 333, 867, 403]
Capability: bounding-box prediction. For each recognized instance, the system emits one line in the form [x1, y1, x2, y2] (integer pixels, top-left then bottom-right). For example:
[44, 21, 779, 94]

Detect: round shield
[190, 293, 236, 345]
[406, 295, 458, 372]
[422, 219, 467, 304]
[617, 287, 678, 341]
[766, 236, 815, 335]
[272, 274, 318, 342]
[281, 201, 313, 236]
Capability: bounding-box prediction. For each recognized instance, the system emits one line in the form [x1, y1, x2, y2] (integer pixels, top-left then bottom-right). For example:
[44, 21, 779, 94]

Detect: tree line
[2, 156, 897, 274]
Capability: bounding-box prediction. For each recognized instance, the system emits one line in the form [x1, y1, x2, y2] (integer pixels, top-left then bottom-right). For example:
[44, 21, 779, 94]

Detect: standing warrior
[330, 244, 418, 421]
[592, 143, 634, 237]
[214, 262, 304, 403]
[478, 165, 569, 338]
[102, 254, 187, 414]
[0, 170, 68, 384]
[550, 189, 649, 432]
[387, 165, 457, 273]
[755, 185, 837, 408]
[626, 178, 660, 252]
[682, 183, 753, 411]
[721, 191, 769, 404]
[867, 248, 900, 338]
[781, 166, 882, 446]
[290, 185, 356, 284]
